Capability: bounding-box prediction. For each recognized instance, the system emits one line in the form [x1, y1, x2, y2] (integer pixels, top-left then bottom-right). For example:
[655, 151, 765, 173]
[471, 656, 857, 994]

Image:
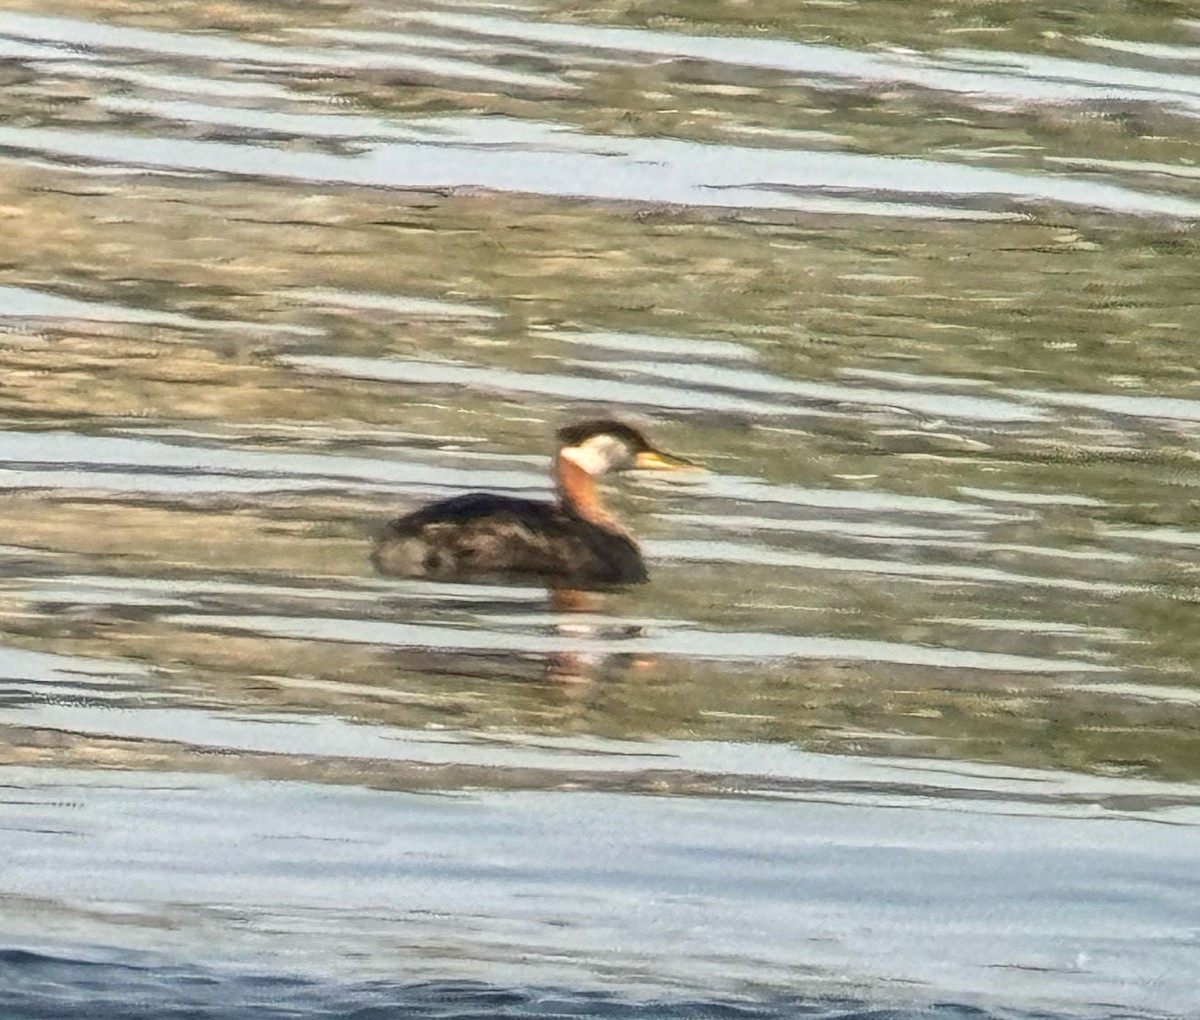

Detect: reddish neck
[555, 452, 621, 530]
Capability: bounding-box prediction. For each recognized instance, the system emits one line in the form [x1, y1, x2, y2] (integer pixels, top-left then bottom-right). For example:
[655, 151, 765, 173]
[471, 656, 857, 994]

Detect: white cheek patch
[561, 434, 626, 475]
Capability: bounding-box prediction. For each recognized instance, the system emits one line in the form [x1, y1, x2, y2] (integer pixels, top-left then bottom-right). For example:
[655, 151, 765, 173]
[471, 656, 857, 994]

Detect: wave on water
[0, 948, 1144, 1020]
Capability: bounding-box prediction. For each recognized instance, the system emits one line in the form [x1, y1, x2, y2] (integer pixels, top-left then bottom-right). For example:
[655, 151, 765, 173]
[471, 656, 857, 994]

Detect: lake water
[1, 1, 1199, 1017]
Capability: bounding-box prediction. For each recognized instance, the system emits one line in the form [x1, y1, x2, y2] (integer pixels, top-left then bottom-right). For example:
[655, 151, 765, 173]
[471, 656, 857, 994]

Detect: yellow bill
[635, 449, 703, 471]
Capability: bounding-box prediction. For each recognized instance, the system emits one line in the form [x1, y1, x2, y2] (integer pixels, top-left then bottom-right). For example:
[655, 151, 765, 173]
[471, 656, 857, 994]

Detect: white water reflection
[286, 349, 1038, 432]
[4, 111, 1199, 219]
[551, 330, 757, 363]
[167, 611, 1111, 672]
[0, 646, 147, 682]
[0, 285, 319, 336]
[288, 354, 838, 418]
[0, 429, 542, 496]
[650, 539, 1128, 596]
[693, 473, 1000, 518]
[1005, 387, 1200, 423]
[398, 10, 1200, 117]
[612, 359, 1043, 422]
[281, 288, 501, 319]
[1080, 36, 1200, 62]
[666, 513, 982, 541]
[0, 36, 71, 59]
[938, 46, 1200, 104]
[0, 11, 570, 90]
[4, 716, 1195, 805]
[3, 766, 1198, 1011]
[32, 61, 298, 100]
[956, 486, 1106, 508]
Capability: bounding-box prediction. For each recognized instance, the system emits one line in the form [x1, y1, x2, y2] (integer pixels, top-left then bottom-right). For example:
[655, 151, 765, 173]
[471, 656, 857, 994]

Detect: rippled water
[2, 1, 1200, 1017]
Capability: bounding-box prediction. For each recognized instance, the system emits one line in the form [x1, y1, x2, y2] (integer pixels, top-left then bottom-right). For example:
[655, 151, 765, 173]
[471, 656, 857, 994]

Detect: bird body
[372, 492, 646, 584]
[372, 420, 691, 587]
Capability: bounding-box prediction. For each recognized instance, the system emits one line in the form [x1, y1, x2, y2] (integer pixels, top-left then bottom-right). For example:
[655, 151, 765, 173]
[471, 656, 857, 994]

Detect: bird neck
[555, 451, 624, 531]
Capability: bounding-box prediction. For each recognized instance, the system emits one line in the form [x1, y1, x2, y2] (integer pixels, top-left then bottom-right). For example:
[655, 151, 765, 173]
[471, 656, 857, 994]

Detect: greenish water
[0, 1, 1199, 1016]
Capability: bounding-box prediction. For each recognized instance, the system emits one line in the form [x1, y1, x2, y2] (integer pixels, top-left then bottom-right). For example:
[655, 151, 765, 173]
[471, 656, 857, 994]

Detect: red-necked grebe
[372, 420, 694, 586]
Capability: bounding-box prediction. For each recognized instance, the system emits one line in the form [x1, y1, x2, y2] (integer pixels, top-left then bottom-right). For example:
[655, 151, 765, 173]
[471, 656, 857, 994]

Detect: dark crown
[556, 419, 653, 452]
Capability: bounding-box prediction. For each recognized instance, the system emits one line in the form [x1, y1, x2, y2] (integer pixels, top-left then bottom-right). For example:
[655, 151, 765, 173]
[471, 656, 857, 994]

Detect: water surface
[1, 0, 1199, 1017]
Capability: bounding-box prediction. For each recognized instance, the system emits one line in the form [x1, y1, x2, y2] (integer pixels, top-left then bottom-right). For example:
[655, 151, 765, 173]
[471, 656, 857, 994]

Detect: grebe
[372, 420, 694, 586]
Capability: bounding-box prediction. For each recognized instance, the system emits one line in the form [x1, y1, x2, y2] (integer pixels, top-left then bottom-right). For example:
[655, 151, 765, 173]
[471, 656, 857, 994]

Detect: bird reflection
[376, 584, 654, 691]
